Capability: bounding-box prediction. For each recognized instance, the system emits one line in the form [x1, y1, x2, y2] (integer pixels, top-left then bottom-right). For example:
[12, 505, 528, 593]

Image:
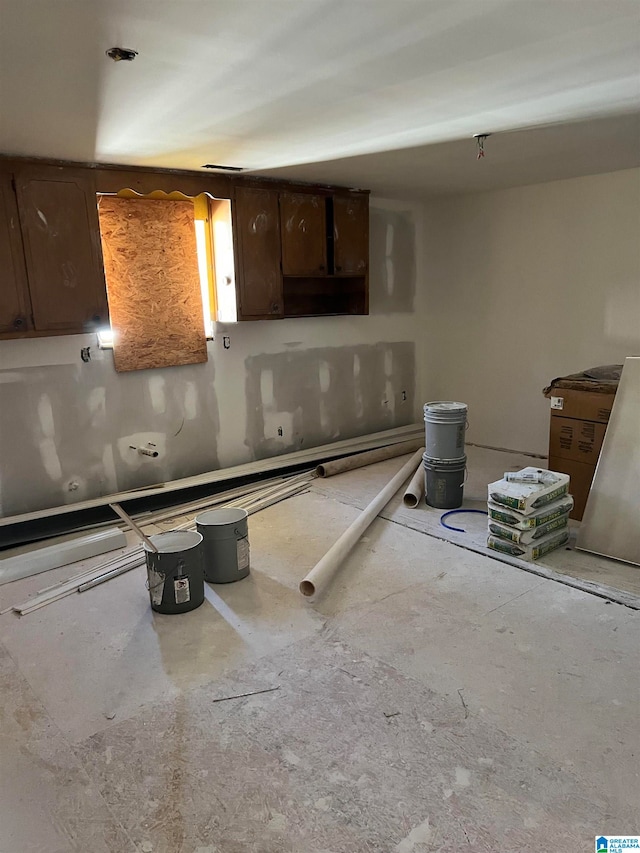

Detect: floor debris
[457, 688, 469, 719]
[211, 686, 280, 704]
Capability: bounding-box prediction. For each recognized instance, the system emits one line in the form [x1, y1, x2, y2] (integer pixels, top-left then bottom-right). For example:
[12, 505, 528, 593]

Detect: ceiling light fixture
[473, 133, 491, 160]
[106, 47, 138, 62]
[201, 164, 244, 172]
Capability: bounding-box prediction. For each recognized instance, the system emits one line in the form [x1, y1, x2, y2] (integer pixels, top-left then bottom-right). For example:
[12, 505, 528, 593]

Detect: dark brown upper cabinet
[280, 190, 369, 318]
[0, 155, 370, 334]
[0, 171, 32, 334]
[280, 192, 327, 276]
[15, 166, 108, 333]
[334, 194, 369, 274]
[233, 187, 283, 320]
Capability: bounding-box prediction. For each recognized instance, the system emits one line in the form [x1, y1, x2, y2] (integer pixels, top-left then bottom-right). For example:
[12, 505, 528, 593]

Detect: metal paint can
[196, 507, 250, 583]
[144, 530, 205, 614]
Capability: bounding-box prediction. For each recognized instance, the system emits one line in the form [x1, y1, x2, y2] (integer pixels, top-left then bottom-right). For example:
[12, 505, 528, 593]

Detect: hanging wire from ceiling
[473, 133, 491, 160]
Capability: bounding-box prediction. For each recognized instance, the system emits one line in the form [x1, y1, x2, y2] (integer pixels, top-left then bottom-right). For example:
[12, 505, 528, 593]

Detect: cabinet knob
[271, 303, 279, 313]
[12, 316, 25, 330]
[92, 314, 102, 324]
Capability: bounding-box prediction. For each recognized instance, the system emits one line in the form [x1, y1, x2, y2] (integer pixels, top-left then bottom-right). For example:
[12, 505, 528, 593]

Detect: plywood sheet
[576, 357, 640, 566]
[98, 197, 207, 371]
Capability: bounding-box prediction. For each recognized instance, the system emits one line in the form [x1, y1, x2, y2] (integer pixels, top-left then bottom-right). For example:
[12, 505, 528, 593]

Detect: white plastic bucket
[423, 401, 468, 460]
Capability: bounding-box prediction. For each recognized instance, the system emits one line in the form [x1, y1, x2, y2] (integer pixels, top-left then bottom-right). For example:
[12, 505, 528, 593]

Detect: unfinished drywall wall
[245, 342, 415, 458]
[423, 168, 640, 455]
[0, 356, 221, 516]
[0, 197, 425, 517]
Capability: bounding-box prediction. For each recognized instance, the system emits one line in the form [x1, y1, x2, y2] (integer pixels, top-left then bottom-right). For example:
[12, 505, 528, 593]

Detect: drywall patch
[353, 354, 364, 420]
[319, 361, 331, 394]
[39, 438, 63, 482]
[369, 208, 416, 314]
[244, 342, 415, 459]
[183, 381, 199, 420]
[148, 376, 167, 414]
[260, 369, 275, 406]
[37, 394, 56, 438]
[87, 386, 107, 426]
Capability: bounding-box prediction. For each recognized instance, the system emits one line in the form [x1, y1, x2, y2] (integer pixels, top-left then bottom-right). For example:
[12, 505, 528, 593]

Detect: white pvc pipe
[402, 461, 425, 508]
[299, 448, 425, 598]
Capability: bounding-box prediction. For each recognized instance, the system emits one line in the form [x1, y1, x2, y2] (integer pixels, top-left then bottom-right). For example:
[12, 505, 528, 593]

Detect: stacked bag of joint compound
[487, 467, 573, 560]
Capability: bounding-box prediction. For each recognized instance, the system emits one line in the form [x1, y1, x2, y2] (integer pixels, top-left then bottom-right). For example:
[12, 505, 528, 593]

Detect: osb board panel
[98, 197, 207, 372]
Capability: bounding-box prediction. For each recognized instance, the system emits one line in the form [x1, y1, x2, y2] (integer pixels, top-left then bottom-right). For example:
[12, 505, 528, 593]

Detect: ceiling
[259, 113, 640, 197]
[1, 0, 639, 195]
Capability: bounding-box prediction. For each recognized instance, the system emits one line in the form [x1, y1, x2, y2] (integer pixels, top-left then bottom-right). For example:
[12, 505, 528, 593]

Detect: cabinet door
[334, 194, 369, 274]
[233, 187, 283, 319]
[280, 192, 326, 275]
[0, 173, 32, 334]
[15, 166, 108, 332]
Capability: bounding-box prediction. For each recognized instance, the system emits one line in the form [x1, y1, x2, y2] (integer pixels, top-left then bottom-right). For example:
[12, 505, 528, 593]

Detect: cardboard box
[548, 455, 596, 521]
[549, 416, 607, 464]
[548, 388, 615, 423]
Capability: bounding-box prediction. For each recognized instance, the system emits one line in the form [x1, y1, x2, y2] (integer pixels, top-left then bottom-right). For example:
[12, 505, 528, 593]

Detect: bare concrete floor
[0, 454, 638, 852]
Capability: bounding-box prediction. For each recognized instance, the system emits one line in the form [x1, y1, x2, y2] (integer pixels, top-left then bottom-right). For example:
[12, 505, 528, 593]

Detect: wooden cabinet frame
[0, 169, 32, 335]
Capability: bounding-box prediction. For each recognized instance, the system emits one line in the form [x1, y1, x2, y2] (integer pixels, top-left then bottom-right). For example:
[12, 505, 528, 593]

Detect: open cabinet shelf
[282, 275, 368, 317]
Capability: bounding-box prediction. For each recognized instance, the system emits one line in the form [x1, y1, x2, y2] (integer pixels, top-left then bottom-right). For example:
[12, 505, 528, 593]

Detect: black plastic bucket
[423, 453, 466, 509]
[144, 531, 205, 614]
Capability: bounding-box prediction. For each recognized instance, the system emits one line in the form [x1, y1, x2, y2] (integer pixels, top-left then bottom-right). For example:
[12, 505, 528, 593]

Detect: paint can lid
[423, 401, 467, 413]
[144, 531, 203, 553]
[195, 507, 248, 526]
